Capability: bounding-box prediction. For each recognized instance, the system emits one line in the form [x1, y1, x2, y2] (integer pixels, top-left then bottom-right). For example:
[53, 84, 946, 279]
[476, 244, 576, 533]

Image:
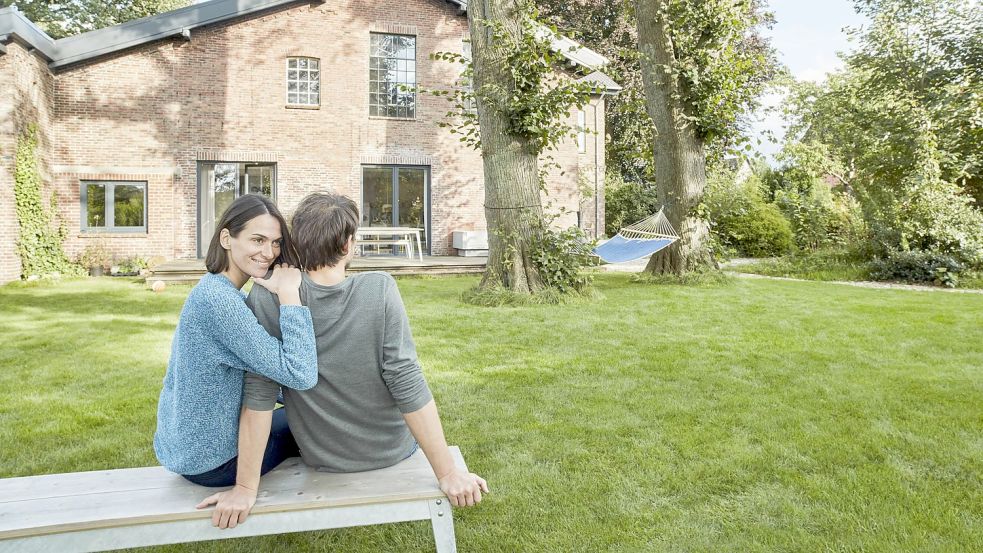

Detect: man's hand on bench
[196, 484, 258, 529]
[438, 467, 489, 507]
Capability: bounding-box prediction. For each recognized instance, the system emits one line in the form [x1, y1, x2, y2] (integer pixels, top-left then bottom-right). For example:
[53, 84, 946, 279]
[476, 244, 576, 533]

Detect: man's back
[244, 271, 432, 472]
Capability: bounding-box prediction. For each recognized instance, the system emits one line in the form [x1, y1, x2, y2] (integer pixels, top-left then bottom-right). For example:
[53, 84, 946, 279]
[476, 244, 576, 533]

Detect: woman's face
[220, 214, 283, 286]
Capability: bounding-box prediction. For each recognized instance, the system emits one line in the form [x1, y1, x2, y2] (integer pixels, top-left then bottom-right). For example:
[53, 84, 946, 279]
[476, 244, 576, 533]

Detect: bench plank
[0, 447, 466, 540]
[2, 501, 435, 553]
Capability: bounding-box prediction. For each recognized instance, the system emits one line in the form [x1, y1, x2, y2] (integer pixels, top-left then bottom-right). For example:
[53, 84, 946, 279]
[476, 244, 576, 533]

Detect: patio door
[197, 162, 276, 257]
[361, 166, 430, 254]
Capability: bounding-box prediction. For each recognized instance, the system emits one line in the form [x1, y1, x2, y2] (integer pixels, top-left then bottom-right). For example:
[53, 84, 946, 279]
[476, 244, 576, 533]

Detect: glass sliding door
[198, 162, 276, 257]
[361, 165, 430, 254]
[362, 167, 395, 227]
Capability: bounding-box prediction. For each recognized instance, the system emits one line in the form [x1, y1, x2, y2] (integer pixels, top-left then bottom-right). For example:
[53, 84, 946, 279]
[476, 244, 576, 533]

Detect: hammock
[593, 208, 679, 263]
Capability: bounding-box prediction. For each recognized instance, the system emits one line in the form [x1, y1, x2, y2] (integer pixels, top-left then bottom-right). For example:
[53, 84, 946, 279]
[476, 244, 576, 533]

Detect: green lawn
[1, 274, 981, 552]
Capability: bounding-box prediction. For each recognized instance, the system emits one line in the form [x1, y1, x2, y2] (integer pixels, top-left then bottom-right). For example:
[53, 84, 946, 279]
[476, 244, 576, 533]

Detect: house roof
[576, 70, 622, 95]
[0, 0, 613, 77]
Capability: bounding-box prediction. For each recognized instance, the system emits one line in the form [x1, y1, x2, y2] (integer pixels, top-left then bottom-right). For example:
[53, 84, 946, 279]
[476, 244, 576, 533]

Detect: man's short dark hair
[291, 193, 360, 270]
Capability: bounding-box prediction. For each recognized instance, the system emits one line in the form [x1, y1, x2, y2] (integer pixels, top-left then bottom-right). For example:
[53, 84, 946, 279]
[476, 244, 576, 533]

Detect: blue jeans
[181, 408, 299, 488]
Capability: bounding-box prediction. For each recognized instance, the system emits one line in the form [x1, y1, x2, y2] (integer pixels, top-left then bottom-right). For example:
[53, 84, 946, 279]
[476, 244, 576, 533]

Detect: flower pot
[89, 266, 104, 277]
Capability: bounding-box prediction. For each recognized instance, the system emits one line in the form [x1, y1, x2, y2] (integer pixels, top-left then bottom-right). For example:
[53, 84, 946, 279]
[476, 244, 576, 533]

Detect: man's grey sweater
[243, 271, 433, 472]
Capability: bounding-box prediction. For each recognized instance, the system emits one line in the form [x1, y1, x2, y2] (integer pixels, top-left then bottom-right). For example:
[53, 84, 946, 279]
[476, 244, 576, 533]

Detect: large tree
[465, 0, 595, 293]
[3, 0, 189, 39]
[634, 0, 777, 274]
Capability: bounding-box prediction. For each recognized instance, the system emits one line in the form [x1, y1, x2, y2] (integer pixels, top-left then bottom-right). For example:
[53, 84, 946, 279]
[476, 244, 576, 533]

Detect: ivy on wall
[14, 124, 81, 278]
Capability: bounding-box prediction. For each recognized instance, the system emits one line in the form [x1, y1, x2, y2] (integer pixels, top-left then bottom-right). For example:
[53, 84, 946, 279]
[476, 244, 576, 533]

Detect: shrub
[604, 173, 660, 237]
[870, 249, 964, 288]
[705, 168, 796, 257]
[530, 224, 597, 294]
[860, 143, 983, 268]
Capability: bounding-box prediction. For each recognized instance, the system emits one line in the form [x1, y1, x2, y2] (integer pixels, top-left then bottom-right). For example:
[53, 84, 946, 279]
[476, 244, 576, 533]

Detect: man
[198, 193, 488, 529]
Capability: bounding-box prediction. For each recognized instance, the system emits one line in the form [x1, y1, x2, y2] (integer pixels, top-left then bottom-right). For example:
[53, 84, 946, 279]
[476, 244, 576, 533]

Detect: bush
[604, 173, 660, 237]
[773, 183, 867, 251]
[112, 256, 149, 276]
[860, 143, 983, 268]
[705, 169, 796, 257]
[870, 249, 964, 288]
[530, 224, 597, 294]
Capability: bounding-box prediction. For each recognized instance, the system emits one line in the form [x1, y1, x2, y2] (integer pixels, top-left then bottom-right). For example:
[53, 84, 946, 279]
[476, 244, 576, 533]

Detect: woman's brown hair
[204, 194, 298, 273]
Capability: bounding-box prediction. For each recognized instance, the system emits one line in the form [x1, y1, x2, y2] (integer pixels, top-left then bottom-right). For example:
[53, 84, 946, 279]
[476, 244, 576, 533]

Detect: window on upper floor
[286, 57, 320, 107]
[81, 181, 147, 232]
[369, 33, 416, 118]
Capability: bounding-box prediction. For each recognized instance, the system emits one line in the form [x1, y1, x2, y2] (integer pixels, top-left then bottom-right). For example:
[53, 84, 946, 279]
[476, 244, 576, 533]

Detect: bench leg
[428, 498, 457, 553]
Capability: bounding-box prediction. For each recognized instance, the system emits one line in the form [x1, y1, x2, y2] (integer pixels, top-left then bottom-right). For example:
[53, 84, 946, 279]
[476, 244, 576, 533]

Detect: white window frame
[286, 57, 321, 108]
[369, 33, 417, 119]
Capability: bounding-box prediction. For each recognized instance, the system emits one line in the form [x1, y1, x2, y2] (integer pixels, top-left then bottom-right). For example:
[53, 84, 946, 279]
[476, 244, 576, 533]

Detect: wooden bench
[0, 447, 467, 552]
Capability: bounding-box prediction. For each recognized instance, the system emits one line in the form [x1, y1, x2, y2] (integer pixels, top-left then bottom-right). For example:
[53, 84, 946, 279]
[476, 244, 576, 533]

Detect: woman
[153, 194, 319, 488]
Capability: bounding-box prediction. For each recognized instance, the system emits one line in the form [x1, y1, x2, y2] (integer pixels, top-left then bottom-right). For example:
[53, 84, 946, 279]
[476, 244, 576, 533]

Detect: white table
[356, 227, 424, 261]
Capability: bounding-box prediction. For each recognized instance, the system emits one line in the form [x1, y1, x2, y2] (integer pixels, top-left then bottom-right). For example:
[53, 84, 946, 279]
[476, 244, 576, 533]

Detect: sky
[750, 0, 869, 162]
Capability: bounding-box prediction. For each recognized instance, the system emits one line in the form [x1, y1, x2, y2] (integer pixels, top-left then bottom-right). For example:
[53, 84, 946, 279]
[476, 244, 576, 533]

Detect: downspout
[593, 98, 601, 239]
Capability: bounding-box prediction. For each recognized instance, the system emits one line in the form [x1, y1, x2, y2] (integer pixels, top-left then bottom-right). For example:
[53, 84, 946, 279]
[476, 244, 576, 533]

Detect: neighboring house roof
[0, 0, 613, 76]
[576, 70, 623, 95]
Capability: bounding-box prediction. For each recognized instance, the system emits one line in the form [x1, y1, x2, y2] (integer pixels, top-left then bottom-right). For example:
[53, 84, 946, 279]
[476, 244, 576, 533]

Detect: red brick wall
[0, 41, 56, 282]
[1, 0, 606, 282]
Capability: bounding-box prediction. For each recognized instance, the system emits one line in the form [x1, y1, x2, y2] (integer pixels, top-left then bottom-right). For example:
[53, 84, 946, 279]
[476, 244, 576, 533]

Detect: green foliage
[861, 139, 983, 267]
[2, 0, 190, 39]
[739, 248, 876, 282]
[603, 172, 660, 236]
[870, 249, 965, 288]
[657, 0, 781, 152]
[765, 162, 868, 251]
[422, 2, 599, 156]
[77, 240, 112, 270]
[704, 168, 795, 257]
[529, 221, 597, 294]
[781, 0, 983, 265]
[111, 256, 149, 276]
[537, 0, 655, 183]
[13, 125, 82, 279]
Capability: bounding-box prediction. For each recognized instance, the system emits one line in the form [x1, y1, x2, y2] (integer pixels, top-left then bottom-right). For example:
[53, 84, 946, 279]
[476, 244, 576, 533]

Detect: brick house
[0, 0, 619, 283]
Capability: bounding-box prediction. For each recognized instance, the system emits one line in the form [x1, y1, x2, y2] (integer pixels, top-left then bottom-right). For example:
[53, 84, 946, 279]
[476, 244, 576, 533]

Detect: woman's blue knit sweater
[154, 272, 318, 475]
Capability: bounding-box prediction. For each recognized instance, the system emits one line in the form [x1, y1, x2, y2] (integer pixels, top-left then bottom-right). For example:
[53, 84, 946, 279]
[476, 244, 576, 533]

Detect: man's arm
[380, 277, 488, 506]
[403, 399, 489, 507]
[195, 406, 273, 529]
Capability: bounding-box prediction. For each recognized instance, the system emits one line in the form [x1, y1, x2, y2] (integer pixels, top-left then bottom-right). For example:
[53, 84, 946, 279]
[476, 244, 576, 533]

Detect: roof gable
[0, 0, 608, 74]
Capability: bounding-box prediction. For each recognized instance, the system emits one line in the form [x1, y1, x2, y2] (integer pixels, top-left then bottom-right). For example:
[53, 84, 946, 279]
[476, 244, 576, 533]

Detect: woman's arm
[195, 407, 272, 529]
[204, 283, 318, 391]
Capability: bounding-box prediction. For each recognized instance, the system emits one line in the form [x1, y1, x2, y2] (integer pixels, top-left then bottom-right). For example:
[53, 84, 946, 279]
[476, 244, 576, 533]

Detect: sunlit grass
[1, 274, 981, 552]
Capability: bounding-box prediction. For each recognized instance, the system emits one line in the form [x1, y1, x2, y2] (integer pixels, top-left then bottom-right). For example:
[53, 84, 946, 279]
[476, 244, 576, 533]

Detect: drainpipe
[593, 98, 600, 239]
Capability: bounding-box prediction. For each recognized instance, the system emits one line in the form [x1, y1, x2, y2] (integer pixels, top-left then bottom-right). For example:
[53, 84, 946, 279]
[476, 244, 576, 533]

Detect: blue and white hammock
[593, 208, 679, 263]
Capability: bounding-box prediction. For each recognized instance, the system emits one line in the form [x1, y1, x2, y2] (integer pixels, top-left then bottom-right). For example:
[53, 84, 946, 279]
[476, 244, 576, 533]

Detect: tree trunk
[636, 0, 715, 275]
[468, 0, 546, 293]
